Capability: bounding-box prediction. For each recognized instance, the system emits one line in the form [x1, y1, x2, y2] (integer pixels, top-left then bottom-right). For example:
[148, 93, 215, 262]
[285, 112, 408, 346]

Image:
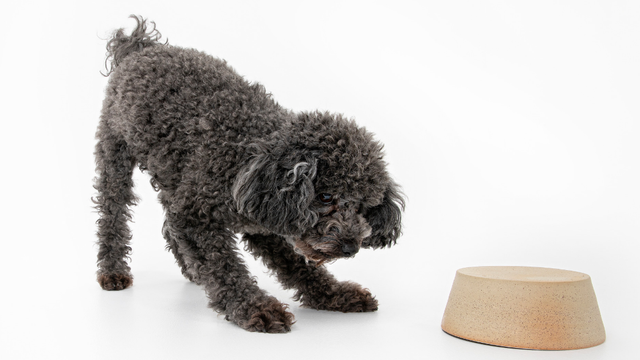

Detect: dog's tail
[103, 15, 166, 76]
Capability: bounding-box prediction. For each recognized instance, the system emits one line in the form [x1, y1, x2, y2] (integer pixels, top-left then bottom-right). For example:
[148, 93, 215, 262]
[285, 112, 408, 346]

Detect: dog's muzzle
[285, 208, 371, 265]
[285, 235, 360, 266]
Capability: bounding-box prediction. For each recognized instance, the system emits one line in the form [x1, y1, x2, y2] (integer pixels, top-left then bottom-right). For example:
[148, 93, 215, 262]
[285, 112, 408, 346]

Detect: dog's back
[100, 17, 291, 192]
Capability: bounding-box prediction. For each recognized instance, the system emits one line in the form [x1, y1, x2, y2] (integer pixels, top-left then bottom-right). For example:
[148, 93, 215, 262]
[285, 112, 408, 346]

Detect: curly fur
[94, 16, 404, 333]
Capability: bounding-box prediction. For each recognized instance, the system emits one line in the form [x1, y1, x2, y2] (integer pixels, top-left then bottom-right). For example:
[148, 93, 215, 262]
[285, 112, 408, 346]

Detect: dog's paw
[240, 300, 295, 333]
[302, 281, 379, 313]
[98, 273, 133, 291]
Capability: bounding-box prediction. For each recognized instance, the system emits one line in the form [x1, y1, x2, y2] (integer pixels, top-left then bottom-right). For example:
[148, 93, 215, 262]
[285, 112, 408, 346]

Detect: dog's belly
[233, 223, 274, 236]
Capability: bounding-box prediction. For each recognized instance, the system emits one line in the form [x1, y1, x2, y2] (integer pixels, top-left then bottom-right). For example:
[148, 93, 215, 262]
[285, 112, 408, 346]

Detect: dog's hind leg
[148, 189, 196, 282]
[243, 234, 379, 313]
[93, 123, 137, 290]
[161, 217, 199, 283]
[163, 215, 294, 333]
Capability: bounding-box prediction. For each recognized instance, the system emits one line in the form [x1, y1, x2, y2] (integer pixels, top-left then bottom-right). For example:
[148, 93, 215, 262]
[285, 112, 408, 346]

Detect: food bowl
[441, 266, 605, 350]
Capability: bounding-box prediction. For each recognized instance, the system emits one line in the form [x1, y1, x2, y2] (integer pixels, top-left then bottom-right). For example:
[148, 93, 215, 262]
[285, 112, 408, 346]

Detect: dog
[94, 16, 404, 333]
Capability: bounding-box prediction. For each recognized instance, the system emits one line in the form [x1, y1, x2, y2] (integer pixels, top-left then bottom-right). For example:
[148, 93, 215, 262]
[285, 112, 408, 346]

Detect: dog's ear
[232, 147, 319, 235]
[362, 182, 405, 248]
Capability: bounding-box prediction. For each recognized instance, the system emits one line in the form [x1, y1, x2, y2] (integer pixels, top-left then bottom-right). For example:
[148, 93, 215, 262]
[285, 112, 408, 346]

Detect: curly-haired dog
[94, 16, 404, 333]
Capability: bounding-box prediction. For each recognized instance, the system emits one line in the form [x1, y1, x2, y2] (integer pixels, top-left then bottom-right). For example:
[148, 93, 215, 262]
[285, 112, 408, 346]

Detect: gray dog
[94, 16, 404, 333]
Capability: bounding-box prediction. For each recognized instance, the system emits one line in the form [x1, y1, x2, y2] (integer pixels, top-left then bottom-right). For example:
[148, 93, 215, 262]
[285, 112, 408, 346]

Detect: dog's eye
[319, 193, 334, 204]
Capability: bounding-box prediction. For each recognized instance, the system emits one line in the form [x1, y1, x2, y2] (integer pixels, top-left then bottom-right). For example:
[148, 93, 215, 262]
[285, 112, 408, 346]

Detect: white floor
[2, 183, 636, 359]
[4, 243, 633, 360]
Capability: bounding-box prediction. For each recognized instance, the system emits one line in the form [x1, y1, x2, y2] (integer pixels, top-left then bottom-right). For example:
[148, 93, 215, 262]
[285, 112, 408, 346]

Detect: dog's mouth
[290, 239, 332, 266]
[286, 235, 359, 267]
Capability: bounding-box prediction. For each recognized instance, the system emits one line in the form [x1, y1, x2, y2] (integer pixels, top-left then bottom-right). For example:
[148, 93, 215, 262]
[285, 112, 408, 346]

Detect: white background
[1, 1, 638, 359]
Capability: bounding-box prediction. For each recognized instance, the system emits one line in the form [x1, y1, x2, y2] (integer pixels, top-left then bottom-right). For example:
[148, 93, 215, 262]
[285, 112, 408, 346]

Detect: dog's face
[232, 111, 404, 265]
[286, 194, 372, 265]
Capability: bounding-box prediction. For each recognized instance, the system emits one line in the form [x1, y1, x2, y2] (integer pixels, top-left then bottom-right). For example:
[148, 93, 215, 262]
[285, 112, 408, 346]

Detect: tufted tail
[103, 15, 165, 76]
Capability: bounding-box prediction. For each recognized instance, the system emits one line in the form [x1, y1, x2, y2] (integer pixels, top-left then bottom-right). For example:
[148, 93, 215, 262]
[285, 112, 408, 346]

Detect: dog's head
[232, 111, 404, 265]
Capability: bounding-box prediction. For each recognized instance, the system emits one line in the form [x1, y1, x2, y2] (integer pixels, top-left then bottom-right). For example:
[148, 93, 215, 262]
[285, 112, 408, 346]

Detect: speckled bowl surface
[441, 266, 606, 350]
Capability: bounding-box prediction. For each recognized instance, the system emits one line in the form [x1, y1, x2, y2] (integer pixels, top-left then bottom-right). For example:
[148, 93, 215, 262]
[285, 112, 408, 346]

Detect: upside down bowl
[441, 266, 605, 350]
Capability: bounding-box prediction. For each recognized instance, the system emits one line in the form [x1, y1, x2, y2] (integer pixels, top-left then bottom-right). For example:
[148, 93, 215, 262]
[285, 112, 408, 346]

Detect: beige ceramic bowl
[441, 266, 605, 350]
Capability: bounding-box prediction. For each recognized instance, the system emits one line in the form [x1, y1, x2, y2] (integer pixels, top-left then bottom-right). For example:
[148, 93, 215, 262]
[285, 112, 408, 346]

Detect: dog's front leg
[243, 234, 378, 313]
[164, 218, 294, 333]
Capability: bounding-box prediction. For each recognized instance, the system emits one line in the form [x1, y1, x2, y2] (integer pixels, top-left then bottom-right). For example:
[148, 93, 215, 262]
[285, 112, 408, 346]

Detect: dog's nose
[341, 243, 359, 257]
